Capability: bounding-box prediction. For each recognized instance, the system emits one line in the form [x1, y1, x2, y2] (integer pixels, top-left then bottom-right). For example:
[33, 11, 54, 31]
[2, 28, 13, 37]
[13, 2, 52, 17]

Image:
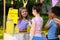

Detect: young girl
[16, 7, 29, 40]
[45, 6, 60, 40]
[29, 3, 45, 40]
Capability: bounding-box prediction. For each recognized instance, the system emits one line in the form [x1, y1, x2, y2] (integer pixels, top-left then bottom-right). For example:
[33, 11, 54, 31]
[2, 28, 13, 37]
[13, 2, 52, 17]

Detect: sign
[8, 8, 18, 24]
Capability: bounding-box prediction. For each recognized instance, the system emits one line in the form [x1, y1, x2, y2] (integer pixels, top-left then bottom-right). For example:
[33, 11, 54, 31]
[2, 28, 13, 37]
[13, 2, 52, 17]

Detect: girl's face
[48, 11, 55, 19]
[32, 9, 37, 16]
[21, 9, 28, 18]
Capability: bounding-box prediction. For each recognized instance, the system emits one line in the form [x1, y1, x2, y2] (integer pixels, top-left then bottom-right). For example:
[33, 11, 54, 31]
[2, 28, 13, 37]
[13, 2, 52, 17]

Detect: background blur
[0, 0, 60, 39]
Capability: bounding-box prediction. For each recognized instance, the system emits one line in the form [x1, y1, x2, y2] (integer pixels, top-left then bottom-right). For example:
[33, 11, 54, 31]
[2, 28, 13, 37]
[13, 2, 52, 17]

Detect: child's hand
[28, 21, 32, 27]
[55, 19, 60, 24]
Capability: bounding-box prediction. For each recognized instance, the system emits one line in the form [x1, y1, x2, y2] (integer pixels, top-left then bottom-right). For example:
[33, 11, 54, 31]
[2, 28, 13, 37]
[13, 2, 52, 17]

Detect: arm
[45, 13, 53, 29]
[30, 21, 35, 40]
[55, 20, 60, 25]
[28, 21, 32, 27]
[45, 20, 50, 30]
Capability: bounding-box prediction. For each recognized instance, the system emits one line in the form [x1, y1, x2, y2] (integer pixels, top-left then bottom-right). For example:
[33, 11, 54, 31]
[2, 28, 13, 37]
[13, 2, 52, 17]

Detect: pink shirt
[30, 16, 43, 37]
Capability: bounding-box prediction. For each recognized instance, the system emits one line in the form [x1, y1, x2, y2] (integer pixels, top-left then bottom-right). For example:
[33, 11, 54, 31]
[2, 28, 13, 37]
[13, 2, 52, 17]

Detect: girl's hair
[51, 6, 60, 16]
[19, 7, 29, 20]
[32, 2, 42, 13]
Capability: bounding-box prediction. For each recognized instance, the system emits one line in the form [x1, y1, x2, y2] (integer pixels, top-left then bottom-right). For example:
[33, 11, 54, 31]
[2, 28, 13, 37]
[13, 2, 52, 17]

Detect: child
[16, 7, 29, 40]
[45, 6, 60, 40]
[29, 3, 44, 40]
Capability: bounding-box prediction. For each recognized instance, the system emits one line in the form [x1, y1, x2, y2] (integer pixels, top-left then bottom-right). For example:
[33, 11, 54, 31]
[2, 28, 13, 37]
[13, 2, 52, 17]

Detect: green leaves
[44, 0, 51, 5]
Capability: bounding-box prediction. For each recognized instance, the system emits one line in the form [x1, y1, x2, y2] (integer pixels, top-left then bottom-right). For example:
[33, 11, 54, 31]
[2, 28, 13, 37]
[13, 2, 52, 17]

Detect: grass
[0, 26, 3, 39]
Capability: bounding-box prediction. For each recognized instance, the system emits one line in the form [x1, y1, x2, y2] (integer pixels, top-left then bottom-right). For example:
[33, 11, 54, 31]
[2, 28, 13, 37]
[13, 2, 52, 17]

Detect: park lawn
[0, 30, 3, 39]
[0, 26, 3, 39]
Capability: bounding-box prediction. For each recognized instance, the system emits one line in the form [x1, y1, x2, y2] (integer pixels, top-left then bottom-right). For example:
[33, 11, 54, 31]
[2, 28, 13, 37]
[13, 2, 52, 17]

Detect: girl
[16, 7, 29, 40]
[45, 6, 60, 40]
[29, 3, 45, 40]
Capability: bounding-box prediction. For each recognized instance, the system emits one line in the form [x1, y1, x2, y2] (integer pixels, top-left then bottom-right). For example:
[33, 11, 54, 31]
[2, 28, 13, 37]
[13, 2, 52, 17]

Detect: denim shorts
[32, 36, 47, 40]
[48, 38, 59, 40]
[32, 36, 43, 40]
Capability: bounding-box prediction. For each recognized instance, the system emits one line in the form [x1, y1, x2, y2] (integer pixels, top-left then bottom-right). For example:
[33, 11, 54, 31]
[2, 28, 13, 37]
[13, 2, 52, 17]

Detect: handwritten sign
[8, 8, 18, 24]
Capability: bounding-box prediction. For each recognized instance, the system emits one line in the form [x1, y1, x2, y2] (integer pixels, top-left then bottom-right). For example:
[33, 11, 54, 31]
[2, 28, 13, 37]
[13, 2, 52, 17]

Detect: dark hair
[32, 2, 42, 13]
[19, 7, 29, 20]
[51, 6, 60, 16]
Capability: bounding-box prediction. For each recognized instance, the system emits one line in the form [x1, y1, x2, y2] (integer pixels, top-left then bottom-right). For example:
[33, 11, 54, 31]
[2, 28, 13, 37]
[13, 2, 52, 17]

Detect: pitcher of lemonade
[6, 19, 14, 34]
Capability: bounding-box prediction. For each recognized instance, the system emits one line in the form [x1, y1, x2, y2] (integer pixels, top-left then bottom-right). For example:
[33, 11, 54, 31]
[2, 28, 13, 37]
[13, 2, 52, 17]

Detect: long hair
[19, 7, 29, 20]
